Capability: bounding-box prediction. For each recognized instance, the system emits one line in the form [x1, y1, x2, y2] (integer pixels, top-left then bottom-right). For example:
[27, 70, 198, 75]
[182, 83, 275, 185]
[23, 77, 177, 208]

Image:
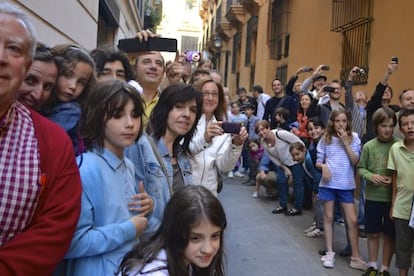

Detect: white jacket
[190, 114, 243, 196]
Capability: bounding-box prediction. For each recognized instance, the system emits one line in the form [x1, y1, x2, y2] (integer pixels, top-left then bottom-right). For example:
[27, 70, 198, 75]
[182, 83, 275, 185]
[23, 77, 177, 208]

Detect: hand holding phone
[221, 122, 241, 134]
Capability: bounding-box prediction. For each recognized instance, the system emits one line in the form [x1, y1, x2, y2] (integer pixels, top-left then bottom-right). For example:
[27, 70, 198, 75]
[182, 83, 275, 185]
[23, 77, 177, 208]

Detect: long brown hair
[193, 77, 228, 121]
[324, 109, 353, 144]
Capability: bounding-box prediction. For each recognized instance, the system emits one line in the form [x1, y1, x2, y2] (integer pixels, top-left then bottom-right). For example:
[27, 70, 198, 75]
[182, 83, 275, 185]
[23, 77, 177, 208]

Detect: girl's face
[230, 103, 240, 115]
[183, 218, 221, 268]
[248, 142, 259, 152]
[333, 113, 348, 134]
[290, 148, 306, 163]
[307, 122, 324, 140]
[104, 99, 141, 159]
[376, 118, 395, 142]
[56, 61, 93, 102]
[202, 82, 219, 117]
[300, 95, 311, 110]
[166, 99, 197, 139]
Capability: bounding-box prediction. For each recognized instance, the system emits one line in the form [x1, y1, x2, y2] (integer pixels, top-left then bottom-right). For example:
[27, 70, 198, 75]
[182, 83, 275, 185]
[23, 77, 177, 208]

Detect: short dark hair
[398, 108, 414, 128]
[251, 85, 263, 94]
[236, 87, 247, 95]
[90, 48, 135, 81]
[274, 107, 290, 120]
[188, 68, 210, 84]
[79, 80, 144, 151]
[307, 116, 325, 130]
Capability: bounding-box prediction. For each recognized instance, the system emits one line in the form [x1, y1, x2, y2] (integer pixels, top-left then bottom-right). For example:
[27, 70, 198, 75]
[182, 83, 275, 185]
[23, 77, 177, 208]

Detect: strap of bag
[146, 133, 173, 195]
[275, 129, 291, 145]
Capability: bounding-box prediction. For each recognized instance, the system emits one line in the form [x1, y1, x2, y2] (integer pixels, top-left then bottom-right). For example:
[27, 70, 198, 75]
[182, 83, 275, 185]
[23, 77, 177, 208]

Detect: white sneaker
[322, 252, 335, 268]
[234, 171, 245, 178]
[252, 191, 258, 198]
[349, 257, 368, 271]
[227, 171, 234, 178]
[304, 222, 316, 233]
[305, 228, 323, 238]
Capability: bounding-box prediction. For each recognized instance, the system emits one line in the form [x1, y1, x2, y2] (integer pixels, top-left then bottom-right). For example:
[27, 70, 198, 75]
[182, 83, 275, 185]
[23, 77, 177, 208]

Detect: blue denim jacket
[46, 101, 82, 154]
[125, 134, 192, 235]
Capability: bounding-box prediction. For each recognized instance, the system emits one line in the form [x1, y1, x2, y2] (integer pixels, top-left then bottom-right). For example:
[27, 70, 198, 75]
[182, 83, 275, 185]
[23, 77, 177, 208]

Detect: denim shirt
[64, 148, 138, 276]
[125, 134, 192, 235]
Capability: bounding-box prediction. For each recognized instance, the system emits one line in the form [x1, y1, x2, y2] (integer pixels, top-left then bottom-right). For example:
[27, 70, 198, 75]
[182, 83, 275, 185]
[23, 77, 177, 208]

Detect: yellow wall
[206, 0, 414, 105]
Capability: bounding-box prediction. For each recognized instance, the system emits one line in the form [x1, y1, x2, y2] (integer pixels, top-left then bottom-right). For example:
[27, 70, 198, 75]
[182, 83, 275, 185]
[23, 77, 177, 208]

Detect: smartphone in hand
[221, 122, 241, 134]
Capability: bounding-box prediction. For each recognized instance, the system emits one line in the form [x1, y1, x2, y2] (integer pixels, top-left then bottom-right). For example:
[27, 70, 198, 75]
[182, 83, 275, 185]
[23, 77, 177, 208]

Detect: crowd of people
[1, 2, 414, 276]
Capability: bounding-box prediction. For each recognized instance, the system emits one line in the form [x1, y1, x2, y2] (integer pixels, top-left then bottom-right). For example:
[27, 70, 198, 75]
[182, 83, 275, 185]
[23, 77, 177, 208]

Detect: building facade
[201, 0, 414, 103]
[10, 0, 162, 50]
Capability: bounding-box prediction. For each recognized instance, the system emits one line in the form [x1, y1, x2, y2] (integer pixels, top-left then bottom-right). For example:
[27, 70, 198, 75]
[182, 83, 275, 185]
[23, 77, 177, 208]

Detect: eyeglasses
[203, 92, 219, 98]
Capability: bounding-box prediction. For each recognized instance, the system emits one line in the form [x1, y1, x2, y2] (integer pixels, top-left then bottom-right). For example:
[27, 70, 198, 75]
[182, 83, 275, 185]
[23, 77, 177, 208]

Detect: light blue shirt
[316, 133, 361, 190]
[65, 148, 139, 276]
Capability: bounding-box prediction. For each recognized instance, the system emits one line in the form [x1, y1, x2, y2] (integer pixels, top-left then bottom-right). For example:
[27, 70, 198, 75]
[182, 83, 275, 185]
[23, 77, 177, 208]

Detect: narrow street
[218, 175, 398, 276]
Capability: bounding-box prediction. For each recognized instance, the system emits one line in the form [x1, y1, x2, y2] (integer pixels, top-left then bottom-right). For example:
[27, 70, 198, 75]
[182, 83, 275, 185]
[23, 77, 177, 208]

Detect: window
[181, 36, 198, 53]
[331, 0, 373, 85]
[270, 0, 289, 60]
[275, 65, 287, 87]
[232, 32, 241, 74]
[245, 16, 257, 66]
[216, 4, 222, 27]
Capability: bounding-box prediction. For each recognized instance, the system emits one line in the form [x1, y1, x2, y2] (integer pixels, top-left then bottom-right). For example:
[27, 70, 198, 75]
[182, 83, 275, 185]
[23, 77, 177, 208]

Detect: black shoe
[362, 267, 378, 276]
[358, 228, 367, 238]
[339, 246, 351, 257]
[243, 178, 255, 186]
[285, 208, 302, 216]
[272, 206, 287, 214]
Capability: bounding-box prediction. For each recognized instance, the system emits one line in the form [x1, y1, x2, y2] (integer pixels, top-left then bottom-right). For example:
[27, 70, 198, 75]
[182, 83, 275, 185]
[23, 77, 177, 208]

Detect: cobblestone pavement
[218, 175, 398, 276]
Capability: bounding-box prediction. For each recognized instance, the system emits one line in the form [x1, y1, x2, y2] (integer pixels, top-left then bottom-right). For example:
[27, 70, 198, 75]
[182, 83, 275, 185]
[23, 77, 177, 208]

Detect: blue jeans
[357, 178, 366, 227]
[275, 165, 288, 208]
[289, 163, 305, 210]
[275, 164, 304, 210]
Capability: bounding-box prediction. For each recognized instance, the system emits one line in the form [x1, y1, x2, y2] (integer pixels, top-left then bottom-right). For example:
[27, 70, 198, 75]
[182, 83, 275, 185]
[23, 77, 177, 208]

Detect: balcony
[240, 0, 264, 16]
[215, 20, 237, 39]
[225, 3, 248, 28]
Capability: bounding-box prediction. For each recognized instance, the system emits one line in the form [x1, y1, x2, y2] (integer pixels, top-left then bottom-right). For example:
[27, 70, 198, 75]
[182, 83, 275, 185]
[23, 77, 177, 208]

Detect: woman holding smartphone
[190, 77, 248, 196]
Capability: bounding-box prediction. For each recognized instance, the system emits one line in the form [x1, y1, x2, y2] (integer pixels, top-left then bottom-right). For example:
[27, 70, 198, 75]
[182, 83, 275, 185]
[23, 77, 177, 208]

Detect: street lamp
[213, 36, 223, 50]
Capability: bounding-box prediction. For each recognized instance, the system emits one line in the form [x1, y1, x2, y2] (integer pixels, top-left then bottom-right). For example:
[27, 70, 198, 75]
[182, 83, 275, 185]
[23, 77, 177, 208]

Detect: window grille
[276, 64, 287, 87]
[245, 16, 257, 66]
[331, 0, 373, 85]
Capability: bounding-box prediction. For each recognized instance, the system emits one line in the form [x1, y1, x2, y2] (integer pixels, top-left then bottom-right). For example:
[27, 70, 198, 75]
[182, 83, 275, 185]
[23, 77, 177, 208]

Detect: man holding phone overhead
[118, 30, 185, 126]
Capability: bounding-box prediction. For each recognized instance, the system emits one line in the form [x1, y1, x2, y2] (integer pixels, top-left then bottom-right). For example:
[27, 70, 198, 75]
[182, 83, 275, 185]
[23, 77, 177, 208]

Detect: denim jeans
[275, 165, 288, 208]
[275, 163, 305, 210]
[357, 177, 366, 227]
[289, 163, 305, 210]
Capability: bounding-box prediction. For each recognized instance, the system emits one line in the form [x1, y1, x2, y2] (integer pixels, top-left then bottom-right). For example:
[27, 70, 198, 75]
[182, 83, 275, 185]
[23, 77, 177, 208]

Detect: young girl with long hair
[64, 80, 152, 275]
[118, 185, 227, 276]
[42, 44, 96, 155]
[316, 110, 366, 270]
